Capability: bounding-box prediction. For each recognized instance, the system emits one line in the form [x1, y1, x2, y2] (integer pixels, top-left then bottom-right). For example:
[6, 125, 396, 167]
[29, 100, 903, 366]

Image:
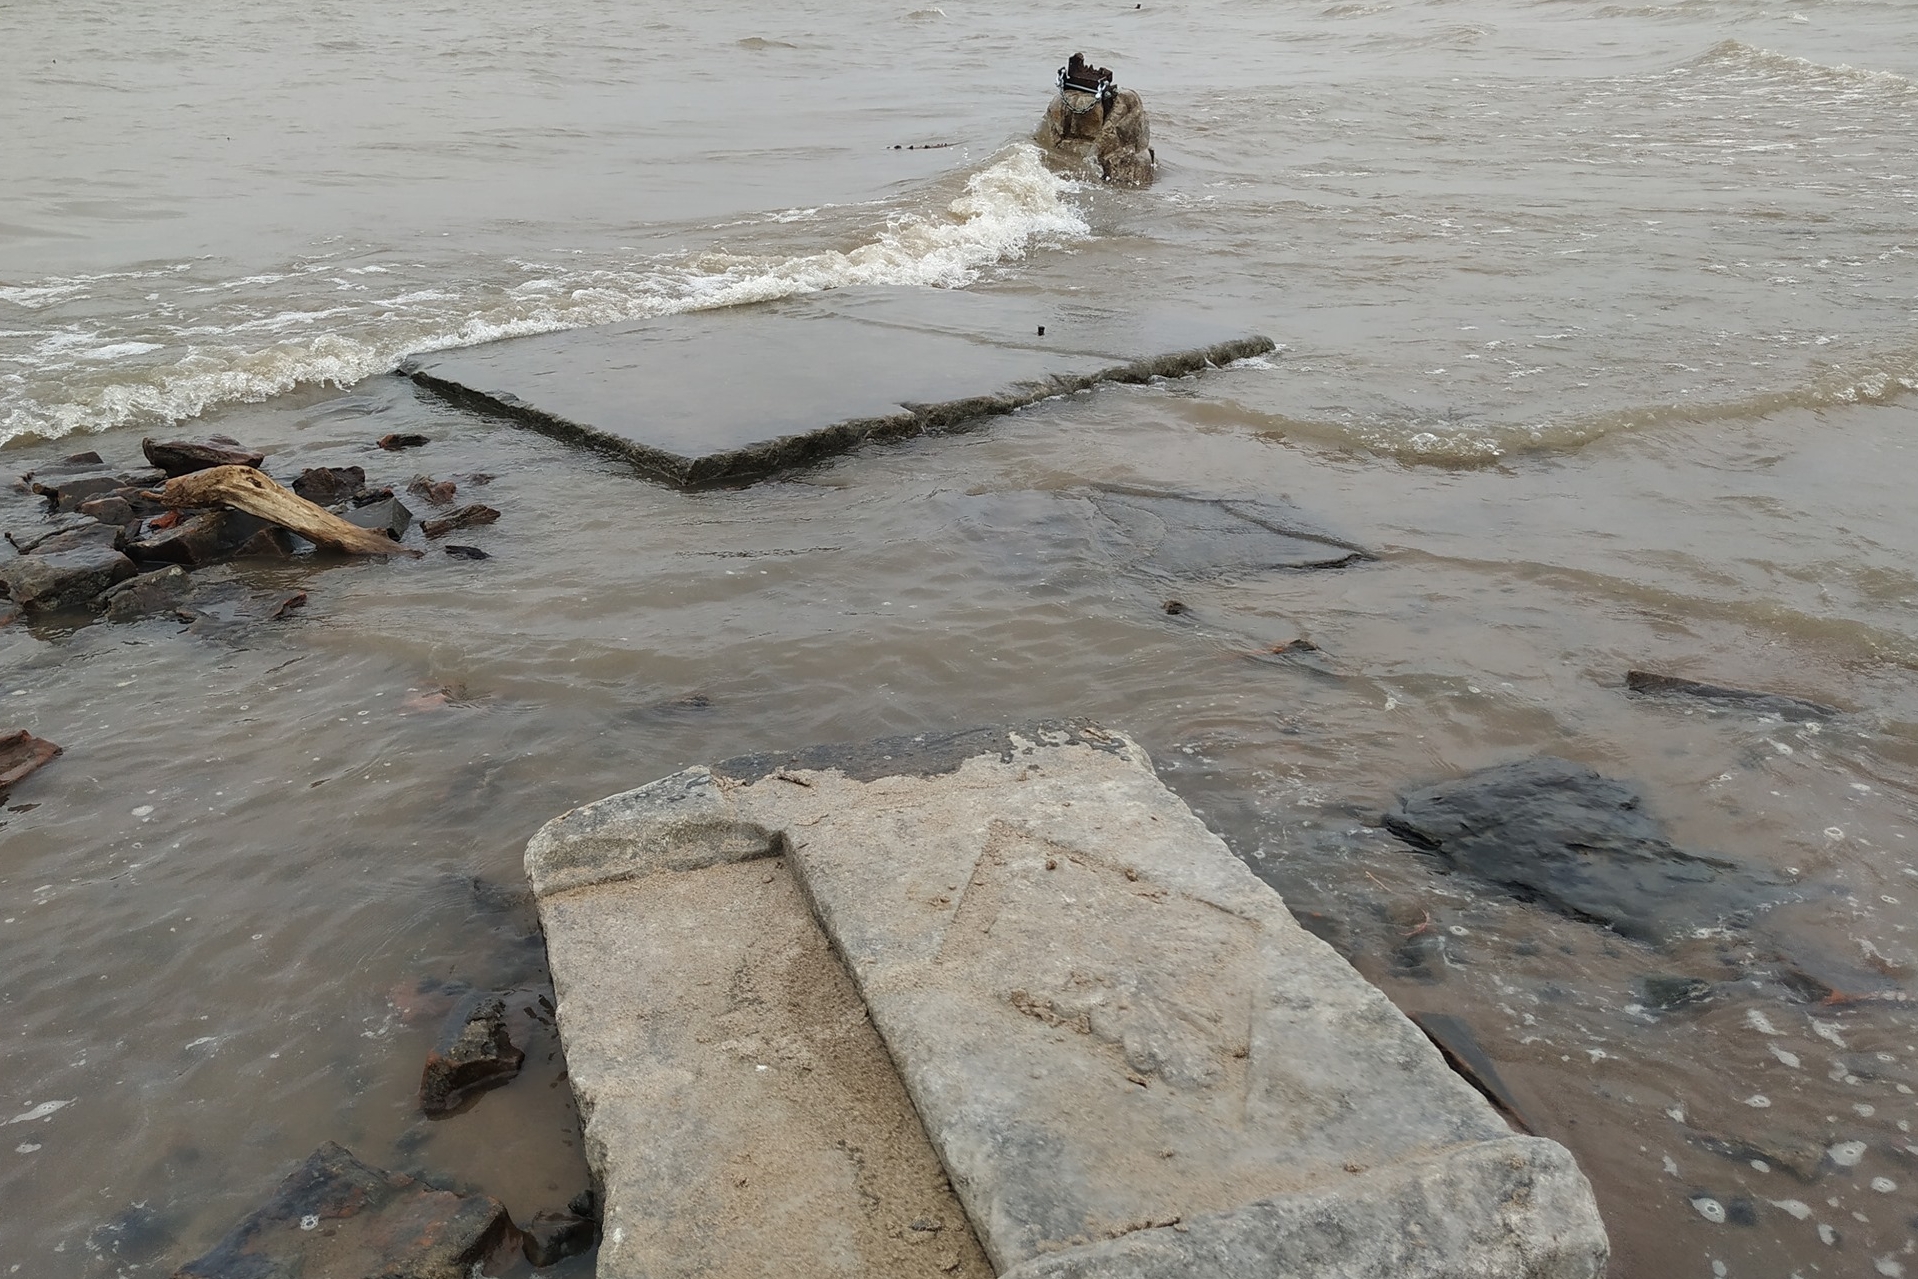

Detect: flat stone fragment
[1625, 669, 1839, 722]
[401, 286, 1275, 487]
[0, 543, 136, 609]
[526, 723, 1609, 1279]
[419, 991, 524, 1116]
[1385, 755, 1781, 944]
[170, 1141, 511, 1279]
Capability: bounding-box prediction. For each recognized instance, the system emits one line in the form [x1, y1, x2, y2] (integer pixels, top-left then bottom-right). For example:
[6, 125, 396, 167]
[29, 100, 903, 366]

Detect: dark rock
[0, 544, 137, 610]
[62, 450, 104, 465]
[142, 437, 266, 478]
[1085, 484, 1370, 577]
[89, 1201, 176, 1264]
[443, 544, 490, 561]
[345, 495, 413, 541]
[0, 729, 62, 796]
[1626, 671, 1839, 722]
[1162, 599, 1188, 615]
[170, 1141, 512, 1279]
[77, 495, 134, 525]
[32, 471, 128, 512]
[0, 603, 20, 627]
[408, 475, 458, 505]
[101, 566, 195, 623]
[420, 992, 524, 1116]
[29, 519, 123, 556]
[350, 485, 396, 507]
[1638, 974, 1714, 1011]
[378, 432, 431, 451]
[522, 1210, 597, 1267]
[289, 466, 366, 505]
[7, 513, 103, 554]
[1384, 757, 1778, 944]
[1408, 1012, 1533, 1134]
[421, 505, 500, 539]
[127, 510, 267, 567]
[230, 525, 297, 558]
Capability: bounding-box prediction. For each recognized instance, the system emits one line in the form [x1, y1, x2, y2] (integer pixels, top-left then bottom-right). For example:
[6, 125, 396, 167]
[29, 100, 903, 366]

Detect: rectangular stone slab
[399, 287, 1274, 486]
[525, 724, 1610, 1279]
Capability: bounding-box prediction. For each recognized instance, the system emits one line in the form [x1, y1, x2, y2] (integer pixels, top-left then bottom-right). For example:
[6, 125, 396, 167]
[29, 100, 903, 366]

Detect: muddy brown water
[5, 1, 1918, 1277]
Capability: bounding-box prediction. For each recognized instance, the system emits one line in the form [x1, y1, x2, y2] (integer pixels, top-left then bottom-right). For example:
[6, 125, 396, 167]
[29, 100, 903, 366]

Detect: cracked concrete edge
[403, 336, 1276, 488]
[524, 768, 778, 899]
[996, 1134, 1608, 1279]
[523, 721, 1152, 899]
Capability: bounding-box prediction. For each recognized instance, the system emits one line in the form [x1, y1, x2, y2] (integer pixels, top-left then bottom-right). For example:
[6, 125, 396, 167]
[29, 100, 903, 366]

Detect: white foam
[0, 145, 1087, 447]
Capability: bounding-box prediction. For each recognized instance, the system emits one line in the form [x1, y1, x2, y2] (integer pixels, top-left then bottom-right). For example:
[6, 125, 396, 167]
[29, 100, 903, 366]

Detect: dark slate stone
[1625, 670, 1839, 722]
[420, 992, 524, 1117]
[6, 513, 102, 554]
[1638, 974, 1714, 1011]
[1383, 756, 1779, 944]
[142, 437, 266, 478]
[101, 566, 195, 623]
[289, 466, 366, 504]
[170, 1141, 511, 1279]
[0, 544, 136, 610]
[522, 1210, 597, 1267]
[399, 286, 1275, 487]
[344, 495, 413, 541]
[420, 504, 499, 539]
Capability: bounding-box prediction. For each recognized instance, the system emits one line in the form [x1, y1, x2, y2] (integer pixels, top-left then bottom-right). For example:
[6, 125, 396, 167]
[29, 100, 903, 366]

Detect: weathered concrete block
[402, 287, 1273, 487]
[527, 724, 1609, 1279]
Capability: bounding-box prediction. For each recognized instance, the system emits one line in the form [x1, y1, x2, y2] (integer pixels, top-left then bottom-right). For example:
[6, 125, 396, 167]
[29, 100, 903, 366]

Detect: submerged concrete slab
[400, 288, 1274, 486]
[526, 724, 1610, 1279]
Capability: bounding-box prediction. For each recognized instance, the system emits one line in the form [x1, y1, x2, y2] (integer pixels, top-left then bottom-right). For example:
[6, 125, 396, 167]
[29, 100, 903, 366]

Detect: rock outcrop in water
[1624, 670, 1840, 722]
[1384, 756, 1780, 944]
[1035, 53, 1156, 186]
[170, 1142, 514, 1279]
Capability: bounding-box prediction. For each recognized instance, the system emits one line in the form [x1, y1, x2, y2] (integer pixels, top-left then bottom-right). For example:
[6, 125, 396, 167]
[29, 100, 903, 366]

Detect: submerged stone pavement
[400, 287, 1273, 486]
[526, 723, 1609, 1278]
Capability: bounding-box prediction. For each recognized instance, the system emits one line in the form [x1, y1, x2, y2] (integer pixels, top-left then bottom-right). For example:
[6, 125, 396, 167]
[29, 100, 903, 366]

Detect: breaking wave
[1678, 39, 1918, 97]
[0, 144, 1088, 447]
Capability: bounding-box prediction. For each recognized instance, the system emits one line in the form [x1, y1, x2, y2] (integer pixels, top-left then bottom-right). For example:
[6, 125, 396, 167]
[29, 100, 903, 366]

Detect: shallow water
[4, 1, 1917, 1276]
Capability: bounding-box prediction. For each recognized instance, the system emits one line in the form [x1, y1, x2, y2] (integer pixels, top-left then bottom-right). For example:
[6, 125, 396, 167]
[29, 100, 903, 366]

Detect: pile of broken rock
[1, 434, 500, 630]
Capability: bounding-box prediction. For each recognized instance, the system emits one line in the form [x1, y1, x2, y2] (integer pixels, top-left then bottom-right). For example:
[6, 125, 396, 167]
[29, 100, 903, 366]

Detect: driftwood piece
[153, 465, 421, 558]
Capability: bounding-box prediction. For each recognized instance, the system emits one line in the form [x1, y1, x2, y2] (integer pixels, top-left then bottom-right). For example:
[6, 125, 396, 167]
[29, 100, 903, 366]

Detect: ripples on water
[2, 1, 1916, 1276]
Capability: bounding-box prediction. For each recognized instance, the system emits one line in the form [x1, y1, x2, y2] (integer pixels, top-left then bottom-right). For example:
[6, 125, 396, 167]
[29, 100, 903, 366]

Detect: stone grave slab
[399, 287, 1273, 486]
[525, 723, 1609, 1279]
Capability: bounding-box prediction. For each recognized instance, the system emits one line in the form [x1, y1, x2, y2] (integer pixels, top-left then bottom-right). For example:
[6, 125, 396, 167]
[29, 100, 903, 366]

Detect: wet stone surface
[420, 991, 526, 1117]
[170, 1141, 514, 1279]
[1384, 756, 1784, 944]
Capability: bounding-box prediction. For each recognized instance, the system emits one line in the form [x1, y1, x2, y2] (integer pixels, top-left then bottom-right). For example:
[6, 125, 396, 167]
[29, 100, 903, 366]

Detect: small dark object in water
[444, 544, 490, 561]
[172, 1142, 512, 1279]
[1162, 599, 1187, 615]
[377, 432, 430, 451]
[420, 991, 524, 1116]
[63, 450, 104, 465]
[408, 474, 458, 505]
[1059, 51, 1115, 101]
[1037, 324, 1046, 336]
[1625, 670, 1838, 722]
[522, 1209, 598, 1267]
[1638, 974, 1713, 1011]
[1408, 1011, 1533, 1134]
[100, 565, 195, 624]
[0, 729, 62, 797]
[422, 504, 501, 538]
[1272, 638, 1318, 654]
[1385, 756, 1777, 944]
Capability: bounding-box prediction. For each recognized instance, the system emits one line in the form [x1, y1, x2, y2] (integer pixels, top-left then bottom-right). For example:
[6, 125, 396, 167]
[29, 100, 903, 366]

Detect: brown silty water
[4, 1, 1918, 1277]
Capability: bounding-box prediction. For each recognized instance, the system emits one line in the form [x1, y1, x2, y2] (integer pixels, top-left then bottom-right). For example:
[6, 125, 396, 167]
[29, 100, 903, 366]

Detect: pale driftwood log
[152, 465, 422, 558]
